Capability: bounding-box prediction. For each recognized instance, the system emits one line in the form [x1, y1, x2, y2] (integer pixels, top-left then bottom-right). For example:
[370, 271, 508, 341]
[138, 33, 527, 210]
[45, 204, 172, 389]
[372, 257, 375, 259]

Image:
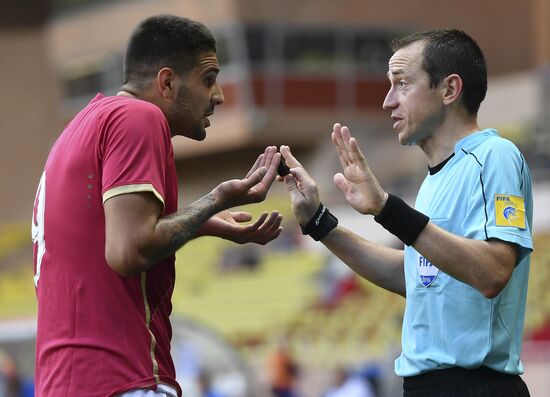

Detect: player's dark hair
[124, 15, 216, 88]
[392, 29, 487, 115]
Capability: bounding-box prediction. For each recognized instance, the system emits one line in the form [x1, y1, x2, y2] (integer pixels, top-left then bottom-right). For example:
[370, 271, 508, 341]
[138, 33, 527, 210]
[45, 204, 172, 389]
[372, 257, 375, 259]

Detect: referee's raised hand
[331, 123, 388, 216]
[279, 145, 321, 227]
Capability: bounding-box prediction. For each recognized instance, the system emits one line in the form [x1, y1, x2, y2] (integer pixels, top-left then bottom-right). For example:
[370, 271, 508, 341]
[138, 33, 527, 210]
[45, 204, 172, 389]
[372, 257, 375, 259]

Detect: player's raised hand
[212, 146, 280, 208]
[332, 123, 387, 215]
[279, 145, 321, 226]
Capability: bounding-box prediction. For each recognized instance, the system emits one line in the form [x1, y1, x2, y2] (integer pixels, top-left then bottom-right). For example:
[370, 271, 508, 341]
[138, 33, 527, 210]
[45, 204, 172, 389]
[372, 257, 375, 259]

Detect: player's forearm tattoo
[156, 192, 220, 254]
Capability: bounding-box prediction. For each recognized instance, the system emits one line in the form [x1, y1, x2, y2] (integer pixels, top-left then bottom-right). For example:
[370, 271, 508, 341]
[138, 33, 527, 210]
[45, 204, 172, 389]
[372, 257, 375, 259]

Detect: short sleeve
[463, 138, 533, 254]
[100, 101, 171, 209]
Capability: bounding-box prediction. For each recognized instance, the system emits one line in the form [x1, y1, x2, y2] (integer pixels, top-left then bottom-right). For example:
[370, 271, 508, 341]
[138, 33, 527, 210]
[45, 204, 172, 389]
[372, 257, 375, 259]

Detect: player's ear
[157, 68, 176, 99]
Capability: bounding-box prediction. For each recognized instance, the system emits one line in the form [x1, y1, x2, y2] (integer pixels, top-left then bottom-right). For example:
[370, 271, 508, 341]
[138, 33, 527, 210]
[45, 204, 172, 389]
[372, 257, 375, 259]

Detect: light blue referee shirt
[395, 129, 533, 377]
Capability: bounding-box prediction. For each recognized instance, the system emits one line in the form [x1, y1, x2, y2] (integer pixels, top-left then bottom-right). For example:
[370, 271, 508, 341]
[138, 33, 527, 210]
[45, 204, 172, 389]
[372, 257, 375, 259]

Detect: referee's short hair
[392, 29, 487, 116]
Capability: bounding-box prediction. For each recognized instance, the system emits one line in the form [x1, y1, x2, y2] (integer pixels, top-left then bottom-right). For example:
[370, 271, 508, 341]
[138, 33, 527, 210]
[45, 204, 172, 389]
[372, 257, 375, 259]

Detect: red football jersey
[32, 94, 181, 396]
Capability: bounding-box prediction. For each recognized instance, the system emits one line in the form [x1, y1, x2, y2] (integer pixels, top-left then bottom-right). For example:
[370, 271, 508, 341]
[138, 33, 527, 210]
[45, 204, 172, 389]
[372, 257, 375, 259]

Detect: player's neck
[116, 90, 136, 98]
[117, 83, 139, 98]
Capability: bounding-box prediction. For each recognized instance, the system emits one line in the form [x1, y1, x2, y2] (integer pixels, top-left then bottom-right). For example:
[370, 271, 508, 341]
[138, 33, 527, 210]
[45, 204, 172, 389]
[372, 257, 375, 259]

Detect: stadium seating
[1, 220, 550, 367]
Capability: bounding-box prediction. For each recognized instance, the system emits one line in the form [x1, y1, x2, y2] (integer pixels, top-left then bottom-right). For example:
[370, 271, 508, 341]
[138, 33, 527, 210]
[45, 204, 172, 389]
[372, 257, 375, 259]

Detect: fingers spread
[340, 126, 355, 159]
[243, 211, 283, 245]
[261, 146, 277, 168]
[332, 123, 352, 169]
[247, 146, 276, 178]
[257, 211, 282, 233]
[246, 212, 269, 229]
[261, 150, 281, 188]
[348, 137, 368, 168]
[245, 167, 268, 187]
[261, 212, 283, 239]
[261, 214, 284, 239]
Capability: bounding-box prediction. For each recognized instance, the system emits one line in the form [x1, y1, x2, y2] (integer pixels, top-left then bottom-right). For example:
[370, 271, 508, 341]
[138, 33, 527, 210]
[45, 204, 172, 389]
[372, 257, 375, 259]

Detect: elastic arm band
[374, 194, 429, 246]
[301, 203, 339, 241]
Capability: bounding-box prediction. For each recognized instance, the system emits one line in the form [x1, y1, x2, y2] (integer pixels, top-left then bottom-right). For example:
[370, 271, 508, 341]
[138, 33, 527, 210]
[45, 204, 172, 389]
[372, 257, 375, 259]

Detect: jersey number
[32, 171, 46, 287]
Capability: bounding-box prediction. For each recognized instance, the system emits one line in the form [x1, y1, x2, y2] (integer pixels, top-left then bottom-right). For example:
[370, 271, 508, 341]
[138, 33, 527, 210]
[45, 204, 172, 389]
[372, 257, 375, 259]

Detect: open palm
[202, 210, 282, 245]
[332, 123, 387, 215]
[212, 146, 280, 209]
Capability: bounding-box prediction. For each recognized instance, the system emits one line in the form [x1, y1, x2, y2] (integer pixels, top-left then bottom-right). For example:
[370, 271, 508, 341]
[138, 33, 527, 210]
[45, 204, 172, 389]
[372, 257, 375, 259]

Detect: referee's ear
[441, 73, 463, 107]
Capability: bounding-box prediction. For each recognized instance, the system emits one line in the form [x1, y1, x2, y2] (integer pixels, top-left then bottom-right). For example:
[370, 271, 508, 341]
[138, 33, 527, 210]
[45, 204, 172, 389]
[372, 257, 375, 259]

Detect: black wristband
[301, 203, 338, 241]
[374, 194, 429, 246]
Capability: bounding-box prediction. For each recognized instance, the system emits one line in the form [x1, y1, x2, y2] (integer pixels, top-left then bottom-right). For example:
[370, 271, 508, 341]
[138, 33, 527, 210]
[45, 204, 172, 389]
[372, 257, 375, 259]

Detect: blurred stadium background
[1, 0, 549, 396]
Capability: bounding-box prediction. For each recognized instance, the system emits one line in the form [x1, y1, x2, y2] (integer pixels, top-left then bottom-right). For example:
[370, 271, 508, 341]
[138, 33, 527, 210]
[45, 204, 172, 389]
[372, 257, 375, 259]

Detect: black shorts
[403, 366, 530, 397]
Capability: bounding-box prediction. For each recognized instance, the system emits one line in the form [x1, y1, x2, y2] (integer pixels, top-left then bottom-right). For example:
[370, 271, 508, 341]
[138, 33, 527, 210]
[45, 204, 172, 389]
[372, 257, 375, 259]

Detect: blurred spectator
[357, 363, 383, 396]
[218, 245, 261, 272]
[198, 370, 226, 397]
[268, 222, 304, 252]
[174, 340, 202, 396]
[0, 350, 33, 397]
[528, 317, 550, 341]
[209, 370, 247, 397]
[322, 366, 376, 397]
[316, 256, 361, 307]
[266, 338, 300, 397]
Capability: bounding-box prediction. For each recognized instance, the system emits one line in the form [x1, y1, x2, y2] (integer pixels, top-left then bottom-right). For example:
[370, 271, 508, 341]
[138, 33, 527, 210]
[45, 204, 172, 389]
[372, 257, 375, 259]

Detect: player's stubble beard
[170, 84, 208, 141]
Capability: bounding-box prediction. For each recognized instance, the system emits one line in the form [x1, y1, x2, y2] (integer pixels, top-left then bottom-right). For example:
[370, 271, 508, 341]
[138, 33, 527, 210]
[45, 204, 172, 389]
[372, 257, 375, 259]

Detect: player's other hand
[198, 210, 283, 245]
[332, 123, 388, 215]
[211, 146, 280, 209]
[278, 145, 320, 226]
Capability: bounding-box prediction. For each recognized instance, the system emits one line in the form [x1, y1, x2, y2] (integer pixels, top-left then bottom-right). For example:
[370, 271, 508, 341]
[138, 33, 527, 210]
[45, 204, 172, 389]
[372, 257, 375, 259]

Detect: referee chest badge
[418, 255, 439, 287]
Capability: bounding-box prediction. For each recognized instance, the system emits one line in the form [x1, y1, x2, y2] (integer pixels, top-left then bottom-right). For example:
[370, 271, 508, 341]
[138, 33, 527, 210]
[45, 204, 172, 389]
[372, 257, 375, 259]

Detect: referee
[280, 29, 533, 396]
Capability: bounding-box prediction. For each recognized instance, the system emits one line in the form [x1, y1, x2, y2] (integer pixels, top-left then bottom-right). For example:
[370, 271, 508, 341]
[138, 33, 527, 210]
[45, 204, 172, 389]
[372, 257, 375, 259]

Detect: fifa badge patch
[495, 194, 526, 229]
[418, 255, 438, 287]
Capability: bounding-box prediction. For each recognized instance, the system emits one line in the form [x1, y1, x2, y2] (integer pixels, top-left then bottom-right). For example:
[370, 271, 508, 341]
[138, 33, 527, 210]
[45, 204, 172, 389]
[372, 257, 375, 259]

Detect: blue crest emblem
[418, 255, 439, 287]
[503, 206, 517, 221]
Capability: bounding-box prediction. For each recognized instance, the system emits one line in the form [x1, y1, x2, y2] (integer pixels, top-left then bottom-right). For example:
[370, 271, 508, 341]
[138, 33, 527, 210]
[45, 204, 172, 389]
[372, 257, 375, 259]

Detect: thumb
[333, 173, 348, 194]
[284, 174, 304, 202]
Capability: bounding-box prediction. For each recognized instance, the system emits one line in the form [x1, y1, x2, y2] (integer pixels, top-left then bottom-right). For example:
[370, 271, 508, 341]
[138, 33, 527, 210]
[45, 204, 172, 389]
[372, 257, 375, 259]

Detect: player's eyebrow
[200, 66, 220, 77]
